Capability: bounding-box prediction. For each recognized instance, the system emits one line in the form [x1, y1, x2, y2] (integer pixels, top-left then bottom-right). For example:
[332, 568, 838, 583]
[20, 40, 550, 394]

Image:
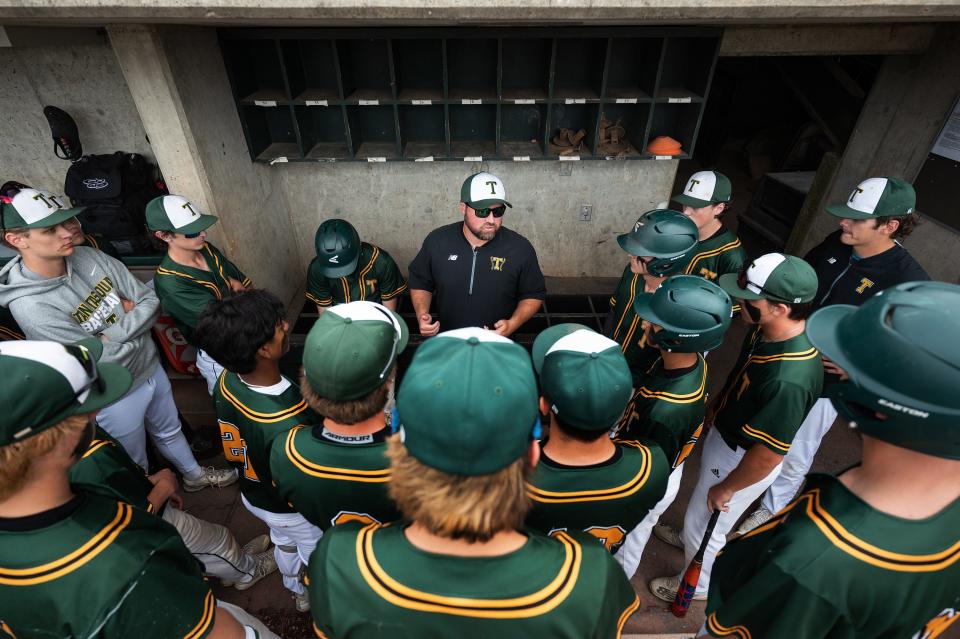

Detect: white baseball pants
[615, 461, 685, 579]
[761, 398, 838, 514]
[96, 361, 201, 477]
[162, 504, 255, 582]
[217, 601, 281, 639]
[680, 427, 782, 596]
[196, 348, 225, 396]
[241, 495, 322, 595]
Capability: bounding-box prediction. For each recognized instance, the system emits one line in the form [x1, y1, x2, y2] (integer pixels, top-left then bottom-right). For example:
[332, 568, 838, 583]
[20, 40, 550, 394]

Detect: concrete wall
[0, 29, 152, 192]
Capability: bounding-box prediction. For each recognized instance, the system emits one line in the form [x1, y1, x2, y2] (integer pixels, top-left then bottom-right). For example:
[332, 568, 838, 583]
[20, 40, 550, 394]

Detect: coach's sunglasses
[473, 205, 506, 219]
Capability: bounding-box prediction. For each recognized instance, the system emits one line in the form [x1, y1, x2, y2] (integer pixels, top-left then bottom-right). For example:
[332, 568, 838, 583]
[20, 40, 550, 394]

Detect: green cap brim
[466, 198, 513, 210]
[804, 304, 858, 374]
[317, 253, 361, 279]
[23, 206, 86, 229]
[825, 203, 875, 220]
[672, 193, 714, 208]
[717, 272, 765, 301]
[616, 233, 643, 256]
[631, 293, 661, 325]
[75, 361, 133, 415]
[173, 214, 219, 235]
[531, 323, 592, 374]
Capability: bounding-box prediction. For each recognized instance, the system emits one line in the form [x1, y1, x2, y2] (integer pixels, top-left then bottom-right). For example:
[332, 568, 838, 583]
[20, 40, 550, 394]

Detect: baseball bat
[671, 509, 721, 617]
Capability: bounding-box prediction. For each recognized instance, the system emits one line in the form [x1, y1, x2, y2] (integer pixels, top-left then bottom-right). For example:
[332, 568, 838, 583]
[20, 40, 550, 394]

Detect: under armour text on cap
[718, 253, 818, 304]
[303, 301, 409, 402]
[672, 170, 732, 209]
[534, 325, 633, 431]
[395, 327, 538, 476]
[460, 172, 513, 210]
[826, 177, 916, 220]
[0, 188, 84, 229]
[0, 339, 132, 446]
[145, 195, 219, 235]
[314, 219, 361, 278]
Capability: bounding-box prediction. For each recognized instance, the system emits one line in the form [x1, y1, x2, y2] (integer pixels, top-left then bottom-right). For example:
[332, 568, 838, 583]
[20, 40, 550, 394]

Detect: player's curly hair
[0, 415, 87, 502]
[195, 289, 285, 374]
[875, 212, 919, 240]
[386, 436, 532, 543]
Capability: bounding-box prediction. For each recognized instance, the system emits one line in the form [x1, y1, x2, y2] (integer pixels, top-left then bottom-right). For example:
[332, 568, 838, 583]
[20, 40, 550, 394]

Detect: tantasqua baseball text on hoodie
[0, 246, 160, 389]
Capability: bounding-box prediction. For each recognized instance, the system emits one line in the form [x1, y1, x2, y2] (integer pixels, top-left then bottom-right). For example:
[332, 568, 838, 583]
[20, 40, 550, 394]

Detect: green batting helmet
[806, 281, 960, 460]
[616, 209, 698, 277]
[315, 219, 361, 278]
[633, 276, 732, 353]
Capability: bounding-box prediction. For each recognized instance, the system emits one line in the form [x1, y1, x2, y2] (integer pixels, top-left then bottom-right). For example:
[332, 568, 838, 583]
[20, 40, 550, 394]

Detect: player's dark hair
[786, 300, 815, 321]
[300, 374, 391, 425]
[713, 200, 731, 220]
[2, 226, 30, 250]
[875, 212, 918, 240]
[194, 289, 285, 374]
[549, 413, 610, 443]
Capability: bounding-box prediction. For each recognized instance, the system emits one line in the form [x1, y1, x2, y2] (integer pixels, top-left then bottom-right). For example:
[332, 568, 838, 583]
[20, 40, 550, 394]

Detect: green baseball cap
[0, 188, 84, 230]
[719, 253, 818, 304]
[531, 323, 591, 374]
[395, 328, 538, 476]
[826, 177, 916, 220]
[303, 301, 408, 402]
[0, 338, 132, 446]
[461, 172, 513, 210]
[672, 170, 732, 208]
[533, 325, 632, 431]
[145, 195, 218, 235]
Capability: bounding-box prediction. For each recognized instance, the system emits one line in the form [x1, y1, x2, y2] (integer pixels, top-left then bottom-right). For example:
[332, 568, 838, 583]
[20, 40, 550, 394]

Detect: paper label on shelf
[367, 157, 387, 163]
[269, 156, 288, 165]
[513, 156, 530, 162]
[559, 155, 580, 161]
[359, 99, 380, 105]
[305, 100, 328, 106]
[414, 156, 434, 162]
[411, 100, 432, 105]
[654, 155, 673, 161]
[461, 99, 482, 105]
[564, 98, 586, 104]
[615, 98, 638, 104]
[668, 97, 692, 104]
[463, 156, 483, 162]
[255, 100, 277, 107]
[513, 99, 536, 104]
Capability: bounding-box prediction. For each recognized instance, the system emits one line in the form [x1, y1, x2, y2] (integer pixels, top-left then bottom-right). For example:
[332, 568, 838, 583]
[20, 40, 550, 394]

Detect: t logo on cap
[486, 180, 498, 195]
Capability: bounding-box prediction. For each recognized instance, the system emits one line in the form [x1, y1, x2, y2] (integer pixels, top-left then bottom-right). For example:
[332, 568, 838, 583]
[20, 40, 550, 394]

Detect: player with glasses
[147, 194, 253, 394]
[408, 171, 546, 336]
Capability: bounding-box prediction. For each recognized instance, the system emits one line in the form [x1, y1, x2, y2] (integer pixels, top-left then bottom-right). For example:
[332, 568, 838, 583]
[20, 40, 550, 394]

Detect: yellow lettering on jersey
[699, 267, 718, 281]
[855, 278, 875, 294]
[332, 511, 380, 527]
[736, 372, 751, 401]
[218, 421, 259, 481]
[674, 421, 704, 468]
[583, 526, 627, 553]
[913, 608, 959, 639]
[490, 256, 506, 272]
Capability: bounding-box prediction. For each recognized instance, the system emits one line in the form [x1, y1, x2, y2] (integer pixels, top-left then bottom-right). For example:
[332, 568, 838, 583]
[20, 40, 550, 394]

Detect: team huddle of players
[0, 169, 957, 639]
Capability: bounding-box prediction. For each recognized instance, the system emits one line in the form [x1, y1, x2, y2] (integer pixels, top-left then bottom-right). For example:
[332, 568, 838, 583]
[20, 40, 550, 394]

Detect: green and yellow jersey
[618, 355, 708, 468]
[213, 372, 319, 514]
[0, 306, 23, 340]
[526, 439, 670, 558]
[0, 491, 216, 638]
[308, 522, 639, 639]
[269, 425, 398, 531]
[714, 327, 823, 455]
[306, 242, 407, 308]
[154, 242, 251, 344]
[706, 473, 960, 639]
[608, 265, 660, 386]
[69, 426, 156, 513]
[682, 226, 746, 283]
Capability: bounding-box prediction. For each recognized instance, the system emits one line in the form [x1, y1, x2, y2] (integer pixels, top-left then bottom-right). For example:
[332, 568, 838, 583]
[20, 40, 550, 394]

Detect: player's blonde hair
[301, 373, 392, 425]
[0, 415, 87, 502]
[386, 436, 532, 543]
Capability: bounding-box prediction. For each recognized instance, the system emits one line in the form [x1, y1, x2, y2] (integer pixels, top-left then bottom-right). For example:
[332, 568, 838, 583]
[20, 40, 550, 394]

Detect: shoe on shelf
[735, 507, 774, 536]
[295, 591, 311, 613]
[649, 575, 707, 603]
[653, 523, 684, 549]
[183, 466, 239, 492]
[221, 534, 273, 587]
[234, 550, 278, 591]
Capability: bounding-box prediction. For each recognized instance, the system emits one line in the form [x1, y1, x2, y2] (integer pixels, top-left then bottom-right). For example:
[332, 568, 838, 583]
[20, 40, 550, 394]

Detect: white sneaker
[234, 550, 278, 591]
[222, 534, 272, 587]
[295, 591, 311, 612]
[183, 466, 238, 492]
[653, 523, 684, 549]
[649, 575, 707, 603]
[735, 507, 774, 536]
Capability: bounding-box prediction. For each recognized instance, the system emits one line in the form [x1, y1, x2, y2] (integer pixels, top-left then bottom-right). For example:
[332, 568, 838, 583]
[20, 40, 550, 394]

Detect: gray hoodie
[0, 246, 160, 389]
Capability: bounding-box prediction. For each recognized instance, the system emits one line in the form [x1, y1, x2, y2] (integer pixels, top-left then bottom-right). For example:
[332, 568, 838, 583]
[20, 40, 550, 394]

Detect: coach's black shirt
[805, 230, 930, 311]
[408, 223, 546, 331]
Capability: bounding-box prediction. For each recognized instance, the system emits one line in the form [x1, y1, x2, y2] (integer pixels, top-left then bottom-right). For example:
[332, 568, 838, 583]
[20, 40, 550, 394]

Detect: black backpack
[64, 152, 166, 255]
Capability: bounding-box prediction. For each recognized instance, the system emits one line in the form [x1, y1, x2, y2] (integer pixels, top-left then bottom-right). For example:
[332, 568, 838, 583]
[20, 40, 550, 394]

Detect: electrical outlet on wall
[580, 204, 593, 221]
